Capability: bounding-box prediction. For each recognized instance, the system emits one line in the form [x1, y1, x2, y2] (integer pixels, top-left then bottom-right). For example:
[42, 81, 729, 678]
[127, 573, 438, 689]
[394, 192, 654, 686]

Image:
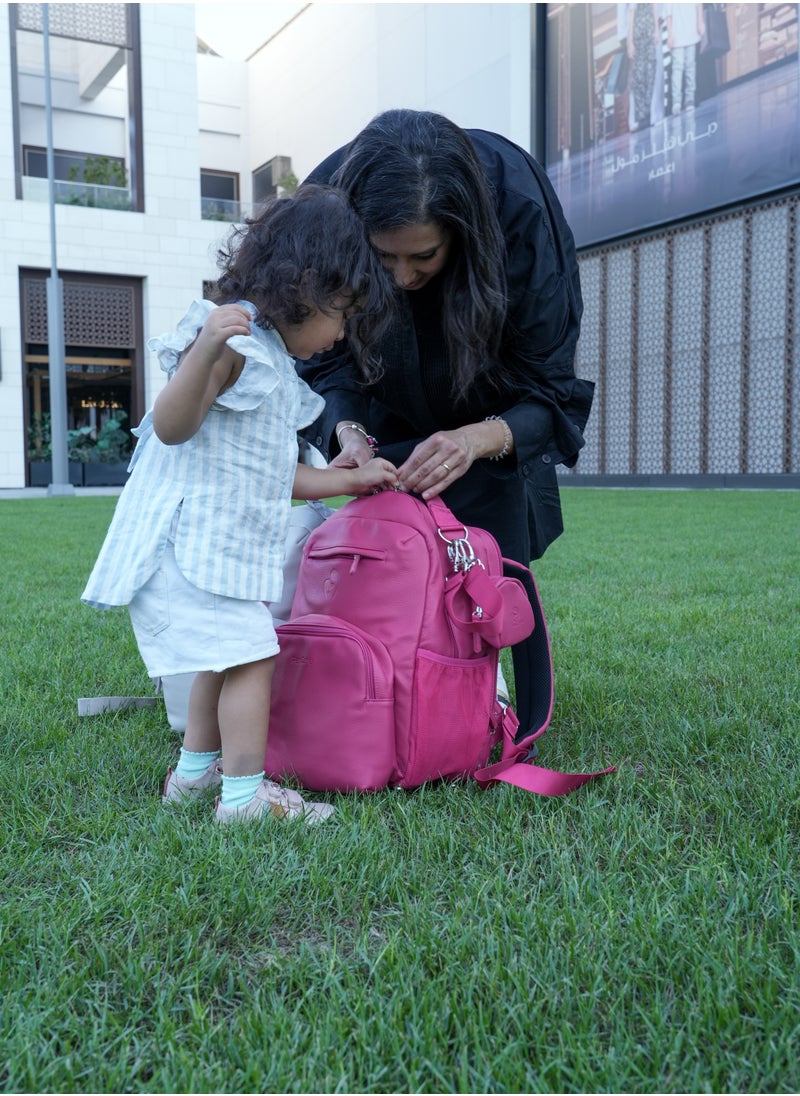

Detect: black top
[299, 128, 594, 563]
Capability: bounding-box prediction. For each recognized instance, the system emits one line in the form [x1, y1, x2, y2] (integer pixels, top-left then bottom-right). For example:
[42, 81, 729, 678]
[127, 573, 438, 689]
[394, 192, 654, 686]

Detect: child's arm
[153, 305, 252, 444]
[293, 458, 400, 500]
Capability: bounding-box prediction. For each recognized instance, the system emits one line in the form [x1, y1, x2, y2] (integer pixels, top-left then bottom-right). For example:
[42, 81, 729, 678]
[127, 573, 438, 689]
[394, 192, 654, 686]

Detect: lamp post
[42, 3, 74, 496]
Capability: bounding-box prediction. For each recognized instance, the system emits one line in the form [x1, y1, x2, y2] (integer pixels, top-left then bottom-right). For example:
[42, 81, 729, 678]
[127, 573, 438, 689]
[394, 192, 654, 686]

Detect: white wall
[0, 3, 239, 489]
[197, 54, 248, 197]
[245, 3, 532, 184]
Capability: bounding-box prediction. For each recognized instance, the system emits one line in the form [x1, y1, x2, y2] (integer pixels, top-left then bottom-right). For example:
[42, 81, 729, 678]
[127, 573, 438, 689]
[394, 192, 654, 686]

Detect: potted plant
[80, 413, 133, 486]
[27, 413, 83, 486]
[66, 155, 132, 211]
[27, 411, 133, 487]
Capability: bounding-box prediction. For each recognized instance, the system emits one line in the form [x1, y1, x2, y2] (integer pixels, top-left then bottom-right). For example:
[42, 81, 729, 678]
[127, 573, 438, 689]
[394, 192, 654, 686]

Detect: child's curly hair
[212, 184, 394, 370]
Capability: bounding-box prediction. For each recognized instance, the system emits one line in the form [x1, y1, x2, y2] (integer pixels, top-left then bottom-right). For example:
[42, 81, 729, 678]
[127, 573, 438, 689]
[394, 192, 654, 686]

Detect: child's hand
[349, 458, 400, 495]
[192, 304, 252, 366]
[154, 305, 252, 445]
[293, 458, 400, 501]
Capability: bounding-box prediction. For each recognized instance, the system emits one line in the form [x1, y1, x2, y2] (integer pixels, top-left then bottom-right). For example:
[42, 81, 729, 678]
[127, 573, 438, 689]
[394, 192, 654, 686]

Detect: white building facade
[0, 1, 533, 490]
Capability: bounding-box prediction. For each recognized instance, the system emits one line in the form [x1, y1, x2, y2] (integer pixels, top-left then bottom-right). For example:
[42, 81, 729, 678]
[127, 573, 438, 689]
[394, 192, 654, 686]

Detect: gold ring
[441, 461, 451, 472]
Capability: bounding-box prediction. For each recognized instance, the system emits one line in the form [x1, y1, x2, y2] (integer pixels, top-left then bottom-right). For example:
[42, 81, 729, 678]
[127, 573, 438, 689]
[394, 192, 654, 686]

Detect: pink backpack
[266, 492, 614, 796]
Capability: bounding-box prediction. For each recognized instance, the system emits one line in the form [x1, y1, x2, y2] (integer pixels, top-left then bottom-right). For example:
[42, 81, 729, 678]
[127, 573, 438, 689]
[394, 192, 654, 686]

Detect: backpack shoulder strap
[473, 559, 616, 796]
[426, 501, 617, 796]
[502, 558, 553, 744]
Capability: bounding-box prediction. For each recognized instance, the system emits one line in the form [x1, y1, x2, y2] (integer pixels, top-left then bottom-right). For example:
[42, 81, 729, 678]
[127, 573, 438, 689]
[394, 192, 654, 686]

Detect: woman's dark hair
[212, 184, 393, 367]
[331, 109, 508, 394]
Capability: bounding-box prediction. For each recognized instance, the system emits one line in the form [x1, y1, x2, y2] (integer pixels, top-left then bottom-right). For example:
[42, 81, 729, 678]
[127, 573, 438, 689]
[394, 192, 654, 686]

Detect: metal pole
[530, 2, 547, 164]
[43, 3, 74, 495]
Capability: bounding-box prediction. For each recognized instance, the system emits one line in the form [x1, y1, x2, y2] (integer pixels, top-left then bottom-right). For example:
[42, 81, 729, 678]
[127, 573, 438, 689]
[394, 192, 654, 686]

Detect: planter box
[82, 461, 130, 486]
[29, 460, 83, 487]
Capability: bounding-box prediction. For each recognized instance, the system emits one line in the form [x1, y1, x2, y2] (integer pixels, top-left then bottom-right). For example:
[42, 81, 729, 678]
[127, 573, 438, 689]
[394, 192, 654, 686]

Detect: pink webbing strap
[473, 756, 617, 796]
[474, 706, 617, 796]
[426, 495, 467, 540]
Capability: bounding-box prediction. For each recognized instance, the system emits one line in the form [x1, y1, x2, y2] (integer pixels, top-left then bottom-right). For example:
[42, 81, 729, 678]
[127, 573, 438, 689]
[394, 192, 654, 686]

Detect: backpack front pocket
[267, 614, 395, 793]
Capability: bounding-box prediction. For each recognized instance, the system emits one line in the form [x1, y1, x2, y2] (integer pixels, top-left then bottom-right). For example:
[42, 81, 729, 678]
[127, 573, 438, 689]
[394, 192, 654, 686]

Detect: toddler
[82, 185, 399, 823]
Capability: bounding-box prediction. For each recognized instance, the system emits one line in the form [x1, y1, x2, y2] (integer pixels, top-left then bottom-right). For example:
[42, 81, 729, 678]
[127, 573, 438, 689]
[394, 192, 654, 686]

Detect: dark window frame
[200, 169, 240, 201]
[252, 155, 292, 204]
[19, 267, 146, 484]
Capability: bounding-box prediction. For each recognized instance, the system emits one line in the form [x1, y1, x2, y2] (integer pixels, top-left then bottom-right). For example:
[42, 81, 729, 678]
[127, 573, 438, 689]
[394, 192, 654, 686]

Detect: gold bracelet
[485, 415, 512, 461]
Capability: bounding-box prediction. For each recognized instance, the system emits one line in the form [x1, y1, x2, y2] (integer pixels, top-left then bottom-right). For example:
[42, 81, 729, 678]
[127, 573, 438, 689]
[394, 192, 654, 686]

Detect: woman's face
[369, 222, 452, 291]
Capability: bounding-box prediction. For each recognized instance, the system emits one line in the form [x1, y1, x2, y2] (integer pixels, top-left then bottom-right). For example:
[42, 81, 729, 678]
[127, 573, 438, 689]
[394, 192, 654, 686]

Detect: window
[11, 4, 144, 211]
[200, 169, 241, 222]
[253, 155, 292, 205]
[23, 145, 128, 190]
[22, 147, 131, 208]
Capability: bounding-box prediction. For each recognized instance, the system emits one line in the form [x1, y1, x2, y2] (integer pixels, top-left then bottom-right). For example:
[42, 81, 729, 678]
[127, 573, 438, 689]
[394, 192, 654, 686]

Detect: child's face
[278, 301, 350, 361]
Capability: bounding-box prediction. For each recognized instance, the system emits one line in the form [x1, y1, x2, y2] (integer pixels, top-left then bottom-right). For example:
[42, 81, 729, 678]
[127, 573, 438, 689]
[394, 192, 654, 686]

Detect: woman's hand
[397, 427, 478, 499]
[397, 419, 512, 499]
[330, 437, 372, 469]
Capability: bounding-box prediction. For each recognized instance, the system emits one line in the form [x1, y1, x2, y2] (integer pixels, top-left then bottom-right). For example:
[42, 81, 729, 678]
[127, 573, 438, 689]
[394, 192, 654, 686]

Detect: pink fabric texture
[266, 492, 615, 797]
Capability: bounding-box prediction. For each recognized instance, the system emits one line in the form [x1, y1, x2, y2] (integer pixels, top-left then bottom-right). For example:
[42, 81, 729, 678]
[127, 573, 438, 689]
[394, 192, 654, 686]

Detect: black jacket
[300, 128, 594, 562]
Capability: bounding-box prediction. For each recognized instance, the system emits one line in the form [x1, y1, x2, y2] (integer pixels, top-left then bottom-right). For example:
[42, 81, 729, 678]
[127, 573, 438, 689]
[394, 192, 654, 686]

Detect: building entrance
[21, 270, 145, 486]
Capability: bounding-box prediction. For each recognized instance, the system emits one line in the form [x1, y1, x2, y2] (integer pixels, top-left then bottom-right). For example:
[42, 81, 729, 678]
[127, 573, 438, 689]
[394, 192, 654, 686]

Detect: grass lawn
[1, 488, 798, 1094]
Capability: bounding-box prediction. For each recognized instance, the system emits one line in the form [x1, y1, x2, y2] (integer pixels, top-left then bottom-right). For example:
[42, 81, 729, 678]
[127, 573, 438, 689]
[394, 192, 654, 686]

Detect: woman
[299, 109, 593, 569]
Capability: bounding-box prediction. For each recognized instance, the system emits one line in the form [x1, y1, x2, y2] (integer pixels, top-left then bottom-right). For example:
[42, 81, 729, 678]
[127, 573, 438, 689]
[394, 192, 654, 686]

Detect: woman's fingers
[398, 431, 470, 498]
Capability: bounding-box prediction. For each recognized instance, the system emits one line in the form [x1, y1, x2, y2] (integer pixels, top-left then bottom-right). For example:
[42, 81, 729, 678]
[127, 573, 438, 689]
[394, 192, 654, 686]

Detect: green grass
[1, 489, 798, 1094]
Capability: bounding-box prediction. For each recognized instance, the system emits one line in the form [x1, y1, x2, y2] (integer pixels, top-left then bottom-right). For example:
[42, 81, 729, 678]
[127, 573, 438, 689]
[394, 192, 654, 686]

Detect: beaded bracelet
[485, 415, 513, 461]
[336, 422, 379, 454]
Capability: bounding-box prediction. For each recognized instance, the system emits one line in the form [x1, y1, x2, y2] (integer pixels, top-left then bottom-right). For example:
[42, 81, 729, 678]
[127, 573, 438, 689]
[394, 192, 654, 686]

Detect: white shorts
[128, 538, 279, 678]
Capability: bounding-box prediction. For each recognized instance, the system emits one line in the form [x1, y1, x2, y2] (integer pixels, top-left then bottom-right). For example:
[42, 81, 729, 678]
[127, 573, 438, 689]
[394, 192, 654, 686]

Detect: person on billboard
[627, 3, 660, 129]
[666, 3, 705, 114]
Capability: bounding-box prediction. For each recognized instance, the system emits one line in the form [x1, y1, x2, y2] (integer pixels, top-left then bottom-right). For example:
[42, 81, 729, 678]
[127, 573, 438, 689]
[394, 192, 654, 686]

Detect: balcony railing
[201, 195, 246, 222]
[23, 176, 251, 221]
[23, 175, 134, 211]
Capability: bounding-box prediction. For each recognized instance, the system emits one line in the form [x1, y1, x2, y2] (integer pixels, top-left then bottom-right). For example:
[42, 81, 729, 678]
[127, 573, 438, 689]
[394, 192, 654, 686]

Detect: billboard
[545, 3, 800, 248]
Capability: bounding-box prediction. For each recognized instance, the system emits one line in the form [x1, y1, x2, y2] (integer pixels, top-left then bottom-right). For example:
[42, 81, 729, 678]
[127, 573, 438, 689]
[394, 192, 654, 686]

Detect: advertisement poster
[546, 3, 800, 248]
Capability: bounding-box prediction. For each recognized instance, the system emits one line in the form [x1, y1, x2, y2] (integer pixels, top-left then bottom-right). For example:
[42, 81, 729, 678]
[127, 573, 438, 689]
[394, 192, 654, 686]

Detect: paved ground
[0, 487, 123, 500]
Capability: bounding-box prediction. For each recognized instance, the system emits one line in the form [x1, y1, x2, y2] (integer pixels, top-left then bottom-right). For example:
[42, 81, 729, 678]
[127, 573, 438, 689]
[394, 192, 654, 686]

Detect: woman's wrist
[335, 421, 379, 454]
[484, 415, 513, 461]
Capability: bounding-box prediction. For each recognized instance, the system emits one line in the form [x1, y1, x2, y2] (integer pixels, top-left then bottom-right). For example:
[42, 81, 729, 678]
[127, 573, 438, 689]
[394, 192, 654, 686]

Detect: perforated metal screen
[22, 278, 136, 349]
[571, 192, 798, 477]
[13, 3, 130, 47]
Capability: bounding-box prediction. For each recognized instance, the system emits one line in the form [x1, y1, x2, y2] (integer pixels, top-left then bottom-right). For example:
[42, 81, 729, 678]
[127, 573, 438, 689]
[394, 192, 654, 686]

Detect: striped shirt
[81, 299, 324, 607]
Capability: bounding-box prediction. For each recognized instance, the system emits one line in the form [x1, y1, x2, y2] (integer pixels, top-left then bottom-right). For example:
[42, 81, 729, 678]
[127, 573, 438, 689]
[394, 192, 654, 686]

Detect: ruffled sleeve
[220, 306, 323, 423]
[146, 299, 216, 381]
[219, 317, 283, 412]
[147, 299, 283, 413]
